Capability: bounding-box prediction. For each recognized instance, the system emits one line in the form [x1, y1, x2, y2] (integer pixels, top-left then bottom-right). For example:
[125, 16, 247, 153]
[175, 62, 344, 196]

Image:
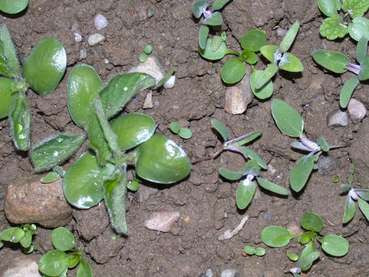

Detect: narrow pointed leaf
[312, 49, 349, 74]
[355, 189, 369, 201]
[321, 234, 349, 257]
[356, 37, 368, 64]
[250, 70, 274, 100]
[343, 196, 356, 224]
[320, 16, 348, 40]
[211, 0, 232, 11]
[261, 225, 292, 247]
[211, 118, 230, 141]
[221, 58, 246, 85]
[340, 77, 360, 109]
[236, 146, 267, 169]
[0, 0, 28, 14]
[290, 155, 315, 193]
[358, 198, 369, 221]
[199, 25, 209, 50]
[255, 64, 278, 89]
[358, 57, 369, 81]
[298, 242, 320, 272]
[76, 258, 93, 277]
[349, 17, 369, 42]
[0, 24, 21, 76]
[317, 136, 330, 152]
[257, 177, 289, 196]
[240, 28, 267, 52]
[317, 0, 340, 16]
[0, 77, 17, 119]
[233, 131, 262, 146]
[278, 53, 304, 72]
[9, 92, 30, 151]
[236, 180, 257, 209]
[219, 167, 245, 181]
[280, 21, 300, 53]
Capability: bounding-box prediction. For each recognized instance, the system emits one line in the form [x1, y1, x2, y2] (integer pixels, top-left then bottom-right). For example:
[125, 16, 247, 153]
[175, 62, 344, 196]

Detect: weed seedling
[0, 24, 67, 151]
[169, 121, 192, 139]
[312, 37, 369, 108]
[261, 212, 349, 275]
[39, 227, 93, 277]
[0, 0, 28, 15]
[317, 0, 369, 41]
[211, 118, 289, 210]
[271, 99, 337, 193]
[0, 224, 36, 253]
[138, 44, 153, 63]
[251, 21, 303, 99]
[243, 245, 266, 257]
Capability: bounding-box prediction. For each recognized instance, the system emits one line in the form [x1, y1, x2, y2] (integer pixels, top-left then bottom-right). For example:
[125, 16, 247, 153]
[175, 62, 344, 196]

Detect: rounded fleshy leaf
[178, 128, 192, 139]
[260, 44, 279, 63]
[317, 0, 340, 17]
[0, 227, 24, 243]
[0, 0, 28, 14]
[192, 0, 208, 18]
[0, 77, 16, 119]
[51, 227, 75, 252]
[244, 245, 256, 255]
[300, 212, 324, 233]
[287, 250, 299, 262]
[169, 121, 181, 134]
[221, 58, 246, 85]
[199, 25, 209, 50]
[200, 35, 228, 61]
[77, 258, 93, 277]
[63, 153, 104, 209]
[23, 37, 67, 96]
[67, 64, 102, 128]
[342, 0, 369, 18]
[240, 28, 267, 52]
[39, 250, 68, 277]
[135, 133, 191, 184]
[202, 12, 223, 26]
[250, 70, 273, 100]
[261, 225, 292, 248]
[312, 49, 349, 74]
[320, 16, 348, 40]
[110, 113, 156, 151]
[321, 234, 349, 257]
[349, 17, 369, 41]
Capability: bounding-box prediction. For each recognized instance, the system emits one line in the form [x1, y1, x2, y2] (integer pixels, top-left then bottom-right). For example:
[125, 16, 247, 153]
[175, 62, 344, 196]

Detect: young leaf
[211, 0, 232, 11]
[23, 38, 67, 96]
[19, 230, 32, 249]
[51, 227, 75, 252]
[221, 58, 246, 85]
[271, 99, 304, 138]
[0, 227, 24, 242]
[200, 35, 228, 61]
[290, 155, 315, 193]
[219, 167, 245, 181]
[236, 146, 267, 169]
[321, 234, 349, 257]
[0, 24, 21, 76]
[250, 70, 274, 100]
[199, 25, 209, 50]
[343, 196, 356, 224]
[349, 17, 369, 42]
[255, 247, 266, 256]
[317, 136, 330, 152]
[298, 242, 320, 272]
[287, 250, 299, 262]
[244, 245, 256, 255]
[280, 21, 300, 53]
[320, 16, 348, 40]
[40, 172, 61, 184]
[312, 49, 349, 74]
[0, 0, 28, 14]
[240, 49, 258, 65]
[63, 153, 104, 209]
[76, 258, 93, 277]
[240, 28, 267, 52]
[254, 64, 278, 89]
[299, 231, 316, 244]
[317, 0, 340, 17]
[169, 121, 181, 134]
[39, 250, 69, 277]
[31, 133, 85, 172]
[232, 131, 262, 146]
[278, 53, 304, 73]
[342, 0, 369, 18]
[300, 212, 324, 233]
[358, 198, 369, 221]
[202, 12, 223, 26]
[0, 77, 17, 119]
[256, 177, 289, 196]
[127, 179, 140, 192]
[211, 118, 230, 141]
[340, 77, 360, 109]
[355, 189, 369, 201]
[178, 128, 192, 139]
[236, 180, 257, 209]
[192, 0, 208, 18]
[356, 37, 368, 64]
[9, 92, 31, 151]
[260, 44, 279, 63]
[261, 225, 292, 248]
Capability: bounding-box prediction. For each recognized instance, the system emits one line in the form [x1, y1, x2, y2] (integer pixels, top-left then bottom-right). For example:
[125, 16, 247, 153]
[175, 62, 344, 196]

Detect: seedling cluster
[0, 224, 36, 253]
[169, 121, 192, 139]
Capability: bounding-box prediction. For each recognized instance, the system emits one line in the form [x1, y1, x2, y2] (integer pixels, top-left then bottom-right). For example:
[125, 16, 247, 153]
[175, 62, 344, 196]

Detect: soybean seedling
[0, 24, 67, 151]
[312, 37, 369, 108]
[317, 0, 369, 41]
[243, 245, 266, 257]
[271, 99, 337, 193]
[251, 21, 304, 100]
[169, 121, 192, 139]
[30, 64, 191, 235]
[211, 118, 289, 210]
[0, 0, 28, 15]
[261, 212, 349, 275]
[38, 227, 93, 277]
[0, 224, 36, 253]
[340, 164, 369, 224]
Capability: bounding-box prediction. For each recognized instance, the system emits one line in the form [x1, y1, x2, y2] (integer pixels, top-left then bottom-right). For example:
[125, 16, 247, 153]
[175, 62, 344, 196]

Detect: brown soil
[1, 0, 369, 276]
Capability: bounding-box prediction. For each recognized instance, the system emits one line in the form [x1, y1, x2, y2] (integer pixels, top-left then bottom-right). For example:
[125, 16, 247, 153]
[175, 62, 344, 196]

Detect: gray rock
[94, 14, 108, 30]
[221, 269, 240, 277]
[348, 98, 367, 122]
[88, 33, 105, 46]
[224, 75, 253, 114]
[129, 56, 164, 84]
[327, 110, 349, 127]
[1, 255, 40, 277]
[317, 156, 338, 175]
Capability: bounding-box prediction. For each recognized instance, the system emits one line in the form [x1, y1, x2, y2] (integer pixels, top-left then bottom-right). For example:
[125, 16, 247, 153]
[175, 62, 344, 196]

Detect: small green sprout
[261, 212, 349, 275]
[250, 21, 303, 100]
[271, 99, 337, 193]
[211, 118, 289, 210]
[0, 0, 28, 15]
[0, 224, 36, 253]
[38, 227, 93, 277]
[243, 245, 266, 257]
[317, 0, 369, 41]
[138, 44, 153, 63]
[312, 37, 369, 108]
[0, 24, 67, 151]
[169, 121, 192, 139]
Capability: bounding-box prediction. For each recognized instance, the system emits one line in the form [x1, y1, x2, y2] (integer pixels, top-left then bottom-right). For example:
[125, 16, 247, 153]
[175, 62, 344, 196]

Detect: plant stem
[347, 63, 361, 75]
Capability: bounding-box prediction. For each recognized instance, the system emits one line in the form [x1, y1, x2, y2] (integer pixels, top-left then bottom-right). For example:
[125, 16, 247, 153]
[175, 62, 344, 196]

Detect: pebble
[164, 75, 176, 89]
[1, 256, 41, 277]
[327, 110, 349, 127]
[348, 98, 367, 122]
[94, 14, 108, 30]
[129, 56, 164, 84]
[74, 32, 82, 42]
[317, 155, 338, 175]
[88, 33, 105, 46]
[221, 269, 240, 277]
[224, 75, 252, 114]
[144, 211, 180, 232]
[143, 92, 153, 109]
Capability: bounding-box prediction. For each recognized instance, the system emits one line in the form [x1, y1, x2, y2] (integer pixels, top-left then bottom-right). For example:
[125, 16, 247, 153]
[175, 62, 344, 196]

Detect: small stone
[348, 98, 367, 122]
[79, 48, 87, 60]
[221, 269, 239, 277]
[1, 255, 41, 277]
[164, 75, 176, 89]
[276, 27, 287, 37]
[327, 110, 349, 127]
[74, 32, 82, 42]
[144, 211, 180, 232]
[4, 177, 72, 228]
[88, 33, 105, 46]
[143, 92, 153, 109]
[94, 14, 108, 30]
[129, 56, 164, 84]
[224, 75, 252, 114]
[317, 156, 338, 175]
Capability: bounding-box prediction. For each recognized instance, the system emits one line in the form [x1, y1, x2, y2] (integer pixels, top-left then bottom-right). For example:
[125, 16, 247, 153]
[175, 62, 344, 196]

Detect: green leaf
[63, 153, 104, 209]
[342, 0, 369, 18]
[317, 0, 340, 16]
[355, 189, 369, 201]
[38, 250, 69, 277]
[200, 35, 228, 61]
[100, 73, 155, 119]
[31, 133, 85, 172]
[233, 131, 262, 146]
[104, 168, 128, 235]
[299, 231, 316, 244]
[290, 155, 315, 193]
[67, 64, 102, 128]
[271, 99, 304, 138]
[358, 57, 369, 81]
[9, 92, 31, 151]
[343, 195, 356, 224]
[178, 128, 192, 139]
[169, 121, 181, 134]
[317, 136, 330, 152]
[340, 77, 360, 109]
[0, 227, 24, 242]
[255, 247, 266, 256]
[0, 77, 17, 119]
[203, 12, 223, 26]
[219, 167, 245, 181]
[321, 234, 349, 257]
[236, 146, 267, 169]
[300, 212, 324, 233]
[40, 172, 61, 184]
[278, 53, 304, 73]
[312, 49, 349, 74]
[240, 49, 258, 65]
[23, 37, 66, 96]
[0, 24, 21, 76]
[51, 227, 75, 252]
[349, 16, 369, 41]
[287, 250, 299, 261]
[0, 0, 28, 14]
[250, 70, 274, 100]
[280, 21, 300, 53]
[135, 133, 191, 184]
[240, 28, 267, 52]
[19, 230, 32, 249]
[111, 113, 156, 151]
[254, 64, 278, 89]
[257, 177, 289, 196]
[192, 0, 208, 18]
[211, 0, 232, 11]
[67, 252, 81, 269]
[236, 180, 257, 209]
[221, 58, 246, 85]
[261, 225, 292, 248]
[298, 242, 320, 272]
[211, 118, 230, 141]
[76, 258, 93, 277]
[356, 37, 368, 64]
[358, 198, 369, 221]
[320, 16, 348, 40]
[199, 25, 209, 50]
[127, 179, 140, 192]
[260, 44, 279, 63]
[244, 245, 256, 255]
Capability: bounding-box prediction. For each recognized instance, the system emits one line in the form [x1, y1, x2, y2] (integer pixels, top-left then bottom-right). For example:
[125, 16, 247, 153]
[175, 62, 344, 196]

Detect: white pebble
[79, 49, 87, 60]
[348, 98, 367, 122]
[164, 75, 176, 89]
[144, 211, 180, 232]
[327, 110, 349, 127]
[94, 14, 108, 30]
[88, 33, 105, 46]
[74, 32, 82, 42]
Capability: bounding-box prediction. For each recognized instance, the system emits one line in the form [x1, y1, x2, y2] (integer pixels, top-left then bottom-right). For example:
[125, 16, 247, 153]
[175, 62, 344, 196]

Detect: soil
[1, 0, 369, 276]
